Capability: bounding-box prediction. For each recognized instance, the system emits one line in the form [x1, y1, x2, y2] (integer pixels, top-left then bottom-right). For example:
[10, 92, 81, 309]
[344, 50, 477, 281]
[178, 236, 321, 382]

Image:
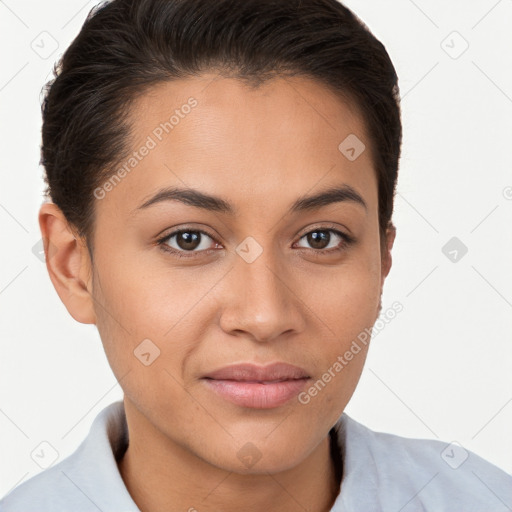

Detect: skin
[40, 73, 395, 512]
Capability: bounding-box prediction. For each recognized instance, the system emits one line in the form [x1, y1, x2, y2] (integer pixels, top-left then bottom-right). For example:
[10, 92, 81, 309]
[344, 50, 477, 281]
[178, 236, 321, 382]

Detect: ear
[375, 223, 396, 319]
[38, 202, 96, 324]
[381, 222, 396, 287]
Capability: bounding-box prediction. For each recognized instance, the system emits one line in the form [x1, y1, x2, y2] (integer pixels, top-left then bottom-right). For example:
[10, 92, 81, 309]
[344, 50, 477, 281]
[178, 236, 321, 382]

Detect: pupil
[177, 231, 200, 250]
[308, 230, 329, 249]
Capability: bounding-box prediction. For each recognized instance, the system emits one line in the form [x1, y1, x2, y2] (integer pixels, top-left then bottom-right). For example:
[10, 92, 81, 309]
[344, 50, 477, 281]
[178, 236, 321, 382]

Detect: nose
[218, 246, 306, 343]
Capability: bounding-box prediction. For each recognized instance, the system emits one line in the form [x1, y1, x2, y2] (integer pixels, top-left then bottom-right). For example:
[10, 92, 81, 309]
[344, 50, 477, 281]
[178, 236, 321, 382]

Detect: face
[52, 73, 393, 474]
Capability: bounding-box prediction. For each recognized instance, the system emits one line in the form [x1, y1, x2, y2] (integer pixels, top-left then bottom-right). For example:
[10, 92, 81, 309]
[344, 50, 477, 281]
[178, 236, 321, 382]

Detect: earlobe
[38, 202, 96, 325]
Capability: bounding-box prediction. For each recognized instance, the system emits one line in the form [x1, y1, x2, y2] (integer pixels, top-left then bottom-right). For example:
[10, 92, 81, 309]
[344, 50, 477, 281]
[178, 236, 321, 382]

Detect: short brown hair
[41, 0, 402, 254]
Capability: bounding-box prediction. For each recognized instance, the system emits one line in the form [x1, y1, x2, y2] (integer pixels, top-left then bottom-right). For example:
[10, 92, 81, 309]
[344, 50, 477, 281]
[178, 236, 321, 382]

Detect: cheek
[91, 261, 190, 420]
[294, 251, 382, 340]
[292, 244, 381, 407]
[90, 246, 224, 383]
[92, 239, 184, 334]
[294, 265, 378, 426]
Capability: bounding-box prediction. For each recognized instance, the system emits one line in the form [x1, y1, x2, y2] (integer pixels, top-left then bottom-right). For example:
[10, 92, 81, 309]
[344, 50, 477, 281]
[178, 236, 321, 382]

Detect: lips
[202, 363, 310, 409]
[203, 362, 310, 381]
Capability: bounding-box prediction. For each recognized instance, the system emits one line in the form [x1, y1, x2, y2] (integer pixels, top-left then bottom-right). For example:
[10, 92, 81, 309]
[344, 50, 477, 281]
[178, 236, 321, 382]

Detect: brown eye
[305, 230, 331, 250]
[160, 229, 219, 254]
[175, 231, 201, 250]
[295, 228, 353, 253]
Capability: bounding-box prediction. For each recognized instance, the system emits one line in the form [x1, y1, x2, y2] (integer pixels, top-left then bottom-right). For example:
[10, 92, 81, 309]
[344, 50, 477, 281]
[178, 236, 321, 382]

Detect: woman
[1, 0, 511, 510]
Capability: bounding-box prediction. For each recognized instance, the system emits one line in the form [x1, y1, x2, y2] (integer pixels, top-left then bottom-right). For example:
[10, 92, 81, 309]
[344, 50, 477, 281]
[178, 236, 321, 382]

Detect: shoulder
[0, 442, 95, 512]
[333, 414, 512, 512]
[0, 401, 136, 512]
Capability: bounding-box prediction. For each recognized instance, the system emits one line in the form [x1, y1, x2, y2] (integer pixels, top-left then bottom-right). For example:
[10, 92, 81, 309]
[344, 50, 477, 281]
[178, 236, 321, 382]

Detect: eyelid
[156, 227, 221, 249]
[156, 223, 355, 258]
[296, 223, 355, 243]
[295, 222, 356, 247]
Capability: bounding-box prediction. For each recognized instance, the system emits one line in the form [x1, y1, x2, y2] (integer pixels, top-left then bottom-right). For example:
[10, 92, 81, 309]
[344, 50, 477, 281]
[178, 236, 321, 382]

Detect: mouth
[201, 362, 311, 409]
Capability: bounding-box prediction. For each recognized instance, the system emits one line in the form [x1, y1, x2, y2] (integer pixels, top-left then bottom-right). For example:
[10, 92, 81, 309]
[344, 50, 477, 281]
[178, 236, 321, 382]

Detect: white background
[1, 0, 511, 498]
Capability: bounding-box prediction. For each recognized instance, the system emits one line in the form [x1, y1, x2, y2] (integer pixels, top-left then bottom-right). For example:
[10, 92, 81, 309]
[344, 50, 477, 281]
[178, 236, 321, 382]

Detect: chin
[199, 426, 320, 475]
[216, 448, 310, 476]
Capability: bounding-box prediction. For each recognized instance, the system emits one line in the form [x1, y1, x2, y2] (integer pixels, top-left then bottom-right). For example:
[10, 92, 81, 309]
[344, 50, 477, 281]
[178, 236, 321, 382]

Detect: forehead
[100, 73, 377, 217]
[131, 73, 368, 154]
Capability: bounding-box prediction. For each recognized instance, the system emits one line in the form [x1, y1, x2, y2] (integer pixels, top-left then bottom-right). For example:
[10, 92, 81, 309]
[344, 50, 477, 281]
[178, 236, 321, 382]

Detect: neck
[117, 399, 341, 512]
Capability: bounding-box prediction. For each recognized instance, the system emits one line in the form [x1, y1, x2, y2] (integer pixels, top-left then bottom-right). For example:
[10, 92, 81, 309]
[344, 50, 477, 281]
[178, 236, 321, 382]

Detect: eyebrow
[133, 184, 367, 216]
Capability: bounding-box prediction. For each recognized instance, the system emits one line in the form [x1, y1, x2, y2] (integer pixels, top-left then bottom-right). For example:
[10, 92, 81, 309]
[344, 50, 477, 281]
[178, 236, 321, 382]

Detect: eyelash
[155, 226, 356, 259]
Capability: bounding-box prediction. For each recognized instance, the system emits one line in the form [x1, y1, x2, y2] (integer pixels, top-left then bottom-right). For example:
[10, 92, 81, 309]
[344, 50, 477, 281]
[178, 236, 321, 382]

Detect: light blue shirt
[1, 400, 511, 511]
